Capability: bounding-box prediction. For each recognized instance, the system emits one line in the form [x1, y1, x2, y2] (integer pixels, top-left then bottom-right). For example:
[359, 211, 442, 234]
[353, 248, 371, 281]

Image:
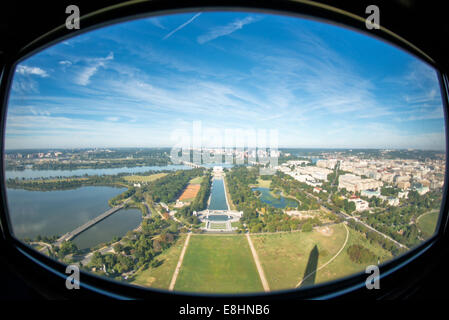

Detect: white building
[349, 198, 369, 211]
[338, 174, 383, 193]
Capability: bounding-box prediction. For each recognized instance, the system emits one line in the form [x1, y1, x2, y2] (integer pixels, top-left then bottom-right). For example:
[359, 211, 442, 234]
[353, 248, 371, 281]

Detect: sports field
[178, 184, 201, 202]
[174, 235, 263, 293]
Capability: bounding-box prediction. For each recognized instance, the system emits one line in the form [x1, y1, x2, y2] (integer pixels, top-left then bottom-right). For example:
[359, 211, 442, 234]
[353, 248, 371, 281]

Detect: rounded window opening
[3, 10, 446, 294]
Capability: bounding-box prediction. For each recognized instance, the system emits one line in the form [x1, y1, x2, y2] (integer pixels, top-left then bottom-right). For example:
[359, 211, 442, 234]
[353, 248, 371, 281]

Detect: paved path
[303, 189, 408, 250]
[56, 198, 131, 245]
[296, 223, 349, 288]
[416, 209, 438, 224]
[246, 233, 270, 292]
[30, 241, 52, 254]
[169, 233, 191, 291]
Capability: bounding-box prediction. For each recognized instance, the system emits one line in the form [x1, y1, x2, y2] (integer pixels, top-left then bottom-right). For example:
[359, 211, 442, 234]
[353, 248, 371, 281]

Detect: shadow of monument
[300, 245, 319, 288]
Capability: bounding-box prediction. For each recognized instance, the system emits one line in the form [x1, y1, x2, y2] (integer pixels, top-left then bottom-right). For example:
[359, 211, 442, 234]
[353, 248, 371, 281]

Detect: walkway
[296, 222, 349, 288]
[55, 198, 130, 245]
[169, 233, 191, 291]
[246, 233, 270, 292]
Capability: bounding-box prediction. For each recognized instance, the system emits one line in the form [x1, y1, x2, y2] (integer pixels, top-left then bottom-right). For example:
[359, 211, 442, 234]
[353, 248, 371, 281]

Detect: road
[301, 182, 409, 250]
[56, 197, 131, 245]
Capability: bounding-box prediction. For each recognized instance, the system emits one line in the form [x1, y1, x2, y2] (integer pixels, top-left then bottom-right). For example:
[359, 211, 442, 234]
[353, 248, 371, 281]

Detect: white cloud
[75, 52, 114, 86]
[16, 65, 48, 77]
[59, 60, 72, 66]
[197, 16, 259, 44]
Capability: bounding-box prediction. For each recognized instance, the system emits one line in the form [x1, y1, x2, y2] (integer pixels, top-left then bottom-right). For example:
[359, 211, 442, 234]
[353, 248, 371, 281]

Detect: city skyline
[5, 11, 446, 150]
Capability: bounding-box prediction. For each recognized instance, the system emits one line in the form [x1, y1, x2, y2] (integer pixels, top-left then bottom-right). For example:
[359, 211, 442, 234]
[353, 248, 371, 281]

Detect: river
[5, 164, 191, 179]
[6, 186, 142, 249]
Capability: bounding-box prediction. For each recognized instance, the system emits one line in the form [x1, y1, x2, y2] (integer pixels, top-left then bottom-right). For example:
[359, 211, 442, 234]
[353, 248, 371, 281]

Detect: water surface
[208, 178, 229, 211]
[6, 186, 138, 248]
[253, 187, 298, 209]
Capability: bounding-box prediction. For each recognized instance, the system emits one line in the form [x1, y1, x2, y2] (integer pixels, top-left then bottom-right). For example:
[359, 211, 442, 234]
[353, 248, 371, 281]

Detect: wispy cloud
[197, 16, 259, 44]
[59, 60, 72, 66]
[16, 65, 48, 77]
[149, 18, 166, 29]
[163, 12, 201, 40]
[5, 12, 445, 150]
[75, 52, 114, 86]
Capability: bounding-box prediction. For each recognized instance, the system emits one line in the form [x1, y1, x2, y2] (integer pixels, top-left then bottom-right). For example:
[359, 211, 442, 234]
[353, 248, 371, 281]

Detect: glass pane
[3, 11, 446, 293]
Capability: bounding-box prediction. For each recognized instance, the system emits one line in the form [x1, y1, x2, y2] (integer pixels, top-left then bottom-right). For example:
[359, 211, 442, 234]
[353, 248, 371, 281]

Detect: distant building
[415, 186, 430, 195]
[398, 191, 409, 199]
[396, 181, 411, 190]
[338, 174, 382, 193]
[348, 198, 369, 211]
[361, 189, 381, 198]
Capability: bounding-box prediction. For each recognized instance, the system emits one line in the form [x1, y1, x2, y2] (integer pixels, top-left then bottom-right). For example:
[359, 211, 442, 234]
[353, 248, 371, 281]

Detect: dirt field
[179, 184, 201, 201]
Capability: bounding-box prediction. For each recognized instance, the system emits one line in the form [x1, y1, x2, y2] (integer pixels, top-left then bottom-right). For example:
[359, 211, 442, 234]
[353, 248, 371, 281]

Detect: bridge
[181, 161, 203, 168]
[55, 199, 130, 245]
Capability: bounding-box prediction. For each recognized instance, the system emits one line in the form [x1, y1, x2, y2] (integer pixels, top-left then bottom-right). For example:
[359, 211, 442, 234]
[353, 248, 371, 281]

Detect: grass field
[174, 235, 263, 293]
[417, 210, 439, 238]
[130, 234, 186, 290]
[189, 176, 204, 184]
[123, 173, 167, 183]
[251, 224, 393, 291]
[314, 225, 392, 285]
[256, 178, 271, 188]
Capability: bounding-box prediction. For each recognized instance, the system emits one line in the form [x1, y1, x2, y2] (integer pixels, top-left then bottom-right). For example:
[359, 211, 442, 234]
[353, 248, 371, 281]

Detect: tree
[302, 222, 313, 232]
[114, 243, 123, 253]
[59, 240, 78, 256]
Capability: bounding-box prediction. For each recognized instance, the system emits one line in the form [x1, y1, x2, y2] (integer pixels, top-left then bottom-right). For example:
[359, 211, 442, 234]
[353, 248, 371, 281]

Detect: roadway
[304, 188, 409, 250]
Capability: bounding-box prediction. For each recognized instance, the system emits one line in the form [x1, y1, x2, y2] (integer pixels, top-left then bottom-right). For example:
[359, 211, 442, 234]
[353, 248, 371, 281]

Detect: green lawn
[251, 223, 393, 291]
[174, 235, 263, 293]
[130, 234, 186, 290]
[314, 225, 392, 285]
[417, 210, 439, 238]
[189, 176, 204, 184]
[256, 178, 271, 188]
[123, 173, 167, 183]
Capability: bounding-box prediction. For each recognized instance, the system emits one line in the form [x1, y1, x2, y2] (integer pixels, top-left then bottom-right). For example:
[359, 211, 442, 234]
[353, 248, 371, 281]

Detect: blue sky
[5, 11, 446, 150]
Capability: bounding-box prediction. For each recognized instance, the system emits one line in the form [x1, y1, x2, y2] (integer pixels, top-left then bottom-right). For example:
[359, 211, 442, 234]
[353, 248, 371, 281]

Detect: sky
[5, 11, 446, 150]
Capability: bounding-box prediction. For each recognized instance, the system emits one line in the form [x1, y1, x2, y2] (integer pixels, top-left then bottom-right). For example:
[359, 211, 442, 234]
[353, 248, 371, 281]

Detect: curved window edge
[0, 0, 448, 300]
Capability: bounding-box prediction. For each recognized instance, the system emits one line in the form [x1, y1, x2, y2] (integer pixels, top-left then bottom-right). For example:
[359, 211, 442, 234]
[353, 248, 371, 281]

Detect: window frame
[0, 0, 448, 300]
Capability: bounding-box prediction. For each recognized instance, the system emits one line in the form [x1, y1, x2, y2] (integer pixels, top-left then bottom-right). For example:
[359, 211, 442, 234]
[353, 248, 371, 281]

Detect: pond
[252, 187, 299, 209]
[207, 214, 230, 221]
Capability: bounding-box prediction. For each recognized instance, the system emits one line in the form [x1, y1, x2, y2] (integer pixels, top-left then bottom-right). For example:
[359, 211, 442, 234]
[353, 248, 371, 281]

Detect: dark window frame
[0, 0, 448, 300]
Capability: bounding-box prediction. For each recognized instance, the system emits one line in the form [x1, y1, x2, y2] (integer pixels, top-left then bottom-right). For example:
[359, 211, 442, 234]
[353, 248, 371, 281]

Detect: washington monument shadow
[300, 245, 319, 288]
